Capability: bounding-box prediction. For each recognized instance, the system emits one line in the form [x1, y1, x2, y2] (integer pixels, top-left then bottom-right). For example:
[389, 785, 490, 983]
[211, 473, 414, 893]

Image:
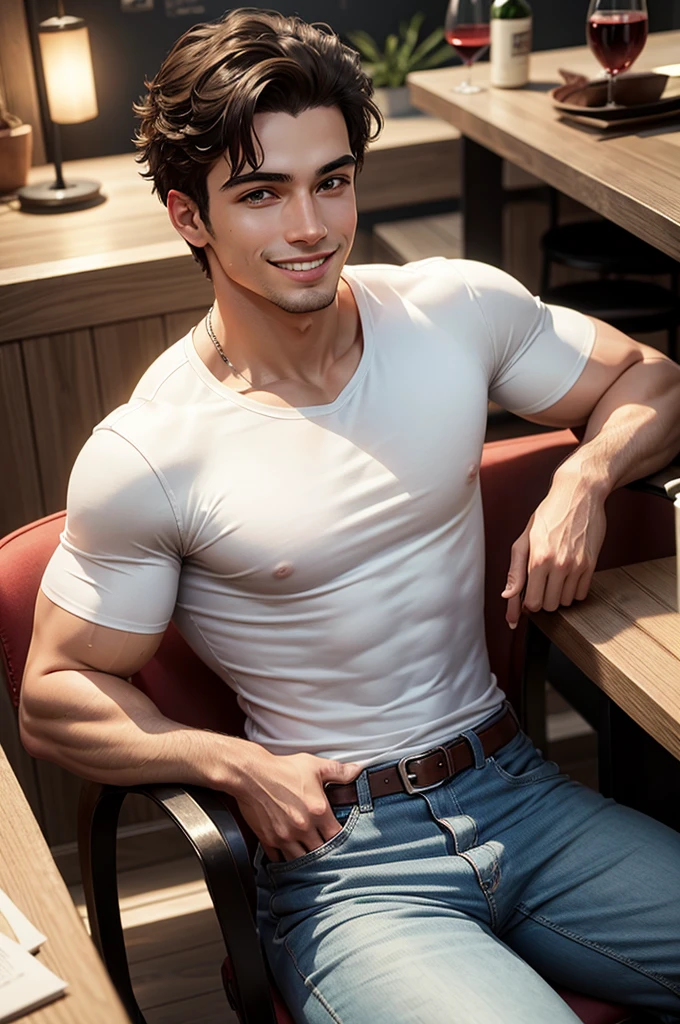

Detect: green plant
[348, 12, 452, 89]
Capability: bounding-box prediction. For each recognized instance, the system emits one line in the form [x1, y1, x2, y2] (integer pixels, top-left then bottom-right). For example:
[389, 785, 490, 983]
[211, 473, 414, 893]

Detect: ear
[167, 189, 212, 248]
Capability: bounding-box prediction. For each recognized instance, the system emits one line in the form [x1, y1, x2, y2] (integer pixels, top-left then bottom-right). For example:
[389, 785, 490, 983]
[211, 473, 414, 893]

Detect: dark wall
[30, 0, 678, 162]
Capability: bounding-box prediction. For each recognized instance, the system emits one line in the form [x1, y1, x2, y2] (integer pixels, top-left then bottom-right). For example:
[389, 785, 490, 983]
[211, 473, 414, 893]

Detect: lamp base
[17, 178, 104, 213]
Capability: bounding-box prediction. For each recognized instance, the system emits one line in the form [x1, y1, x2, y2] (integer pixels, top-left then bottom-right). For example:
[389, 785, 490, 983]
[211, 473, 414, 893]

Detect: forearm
[557, 349, 680, 496]
[19, 666, 255, 793]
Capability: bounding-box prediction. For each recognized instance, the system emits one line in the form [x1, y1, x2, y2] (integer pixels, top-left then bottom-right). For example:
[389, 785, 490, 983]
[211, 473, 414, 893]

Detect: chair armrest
[78, 781, 277, 1024]
[627, 461, 680, 501]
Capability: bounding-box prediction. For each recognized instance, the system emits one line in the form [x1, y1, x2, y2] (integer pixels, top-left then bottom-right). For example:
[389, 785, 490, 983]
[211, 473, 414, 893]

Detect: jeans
[256, 704, 680, 1023]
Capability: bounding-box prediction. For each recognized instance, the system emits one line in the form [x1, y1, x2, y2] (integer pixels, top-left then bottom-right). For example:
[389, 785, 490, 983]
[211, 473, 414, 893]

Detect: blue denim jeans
[256, 704, 680, 1023]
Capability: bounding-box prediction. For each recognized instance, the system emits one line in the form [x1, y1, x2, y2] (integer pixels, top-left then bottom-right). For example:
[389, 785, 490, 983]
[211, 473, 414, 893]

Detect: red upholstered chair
[0, 429, 675, 1024]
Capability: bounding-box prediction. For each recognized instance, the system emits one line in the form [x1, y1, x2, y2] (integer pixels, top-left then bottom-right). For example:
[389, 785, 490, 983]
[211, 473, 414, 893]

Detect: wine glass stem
[607, 72, 615, 107]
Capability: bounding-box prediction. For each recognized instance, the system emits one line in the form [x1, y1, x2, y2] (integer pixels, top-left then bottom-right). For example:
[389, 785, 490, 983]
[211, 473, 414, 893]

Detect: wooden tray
[558, 103, 680, 132]
[552, 71, 680, 123]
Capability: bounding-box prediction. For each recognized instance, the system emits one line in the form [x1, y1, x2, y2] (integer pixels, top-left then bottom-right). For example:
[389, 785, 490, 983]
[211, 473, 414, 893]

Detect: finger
[559, 572, 581, 608]
[318, 815, 344, 844]
[501, 531, 530, 599]
[283, 840, 308, 862]
[542, 569, 569, 612]
[319, 759, 362, 785]
[506, 592, 523, 629]
[574, 569, 594, 602]
[263, 842, 282, 863]
[314, 824, 338, 849]
[522, 565, 548, 615]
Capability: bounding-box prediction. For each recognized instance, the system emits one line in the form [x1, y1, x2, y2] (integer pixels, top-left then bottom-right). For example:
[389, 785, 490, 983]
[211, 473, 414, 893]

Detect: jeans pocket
[265, 804, 360, 877]
[488, 731, 564, 787]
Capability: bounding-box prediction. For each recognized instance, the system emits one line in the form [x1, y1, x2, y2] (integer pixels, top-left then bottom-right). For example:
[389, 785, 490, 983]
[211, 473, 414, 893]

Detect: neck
[202, 267, 355, 388]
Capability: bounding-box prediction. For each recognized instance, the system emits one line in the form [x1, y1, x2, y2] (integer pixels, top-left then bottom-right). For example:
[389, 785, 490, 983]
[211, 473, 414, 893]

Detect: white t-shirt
[41, 258, 595, 765]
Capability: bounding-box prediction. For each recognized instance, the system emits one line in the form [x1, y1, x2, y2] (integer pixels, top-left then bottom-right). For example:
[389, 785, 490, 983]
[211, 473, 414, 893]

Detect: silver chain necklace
[205, 304, 254, 389]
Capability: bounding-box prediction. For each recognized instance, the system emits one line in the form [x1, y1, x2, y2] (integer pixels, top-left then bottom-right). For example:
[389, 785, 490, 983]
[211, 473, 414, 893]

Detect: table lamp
[18, 1, 102, 212]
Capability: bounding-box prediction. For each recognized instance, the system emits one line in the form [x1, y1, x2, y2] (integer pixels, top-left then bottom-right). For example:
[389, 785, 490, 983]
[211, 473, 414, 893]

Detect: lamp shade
[38, 15, 98, 125]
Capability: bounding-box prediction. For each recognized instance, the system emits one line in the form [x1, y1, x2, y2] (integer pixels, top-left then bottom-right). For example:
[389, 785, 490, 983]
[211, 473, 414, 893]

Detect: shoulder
[345, 257, 466, 297]
[344, 257, 528, 315]
[129, 336, 190, 402]
[67, 425, 182, 550]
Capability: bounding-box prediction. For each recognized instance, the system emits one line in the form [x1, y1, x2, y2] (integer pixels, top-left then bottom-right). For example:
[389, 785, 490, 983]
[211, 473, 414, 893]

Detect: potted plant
[0, 94, 32, 196]
[348, 12, 452, 116]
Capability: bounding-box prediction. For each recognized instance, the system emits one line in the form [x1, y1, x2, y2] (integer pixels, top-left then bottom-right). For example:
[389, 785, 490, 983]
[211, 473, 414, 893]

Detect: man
[20, 10, 680, 1023]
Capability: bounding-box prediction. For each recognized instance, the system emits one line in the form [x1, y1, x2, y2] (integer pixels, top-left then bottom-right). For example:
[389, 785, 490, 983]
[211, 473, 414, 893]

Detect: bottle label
[491, 17, 532, 88]
[512, 28, 531, 57]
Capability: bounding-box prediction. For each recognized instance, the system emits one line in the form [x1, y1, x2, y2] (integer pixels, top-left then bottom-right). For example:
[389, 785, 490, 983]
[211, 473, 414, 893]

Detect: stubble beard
[261, 282, 338, 315]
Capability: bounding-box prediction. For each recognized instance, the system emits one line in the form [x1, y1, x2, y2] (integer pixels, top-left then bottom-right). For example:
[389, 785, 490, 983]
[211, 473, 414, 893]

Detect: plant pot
[0, 124, 33, 195]
[373, 86, 419, 118]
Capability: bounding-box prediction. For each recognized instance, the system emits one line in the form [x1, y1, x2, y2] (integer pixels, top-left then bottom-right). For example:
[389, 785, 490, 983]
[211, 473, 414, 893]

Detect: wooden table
[0, 744, 131, 1023]
[0, 115, 461, 344]
[409, 31, 680, 265]
[526, 556, 680, 828]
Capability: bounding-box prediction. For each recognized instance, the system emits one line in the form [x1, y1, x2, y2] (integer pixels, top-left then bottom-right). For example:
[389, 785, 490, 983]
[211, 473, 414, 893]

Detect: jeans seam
[283, 936, 345, 1024]
[514, 902, 680, 999]
[459, 850, 498, 930]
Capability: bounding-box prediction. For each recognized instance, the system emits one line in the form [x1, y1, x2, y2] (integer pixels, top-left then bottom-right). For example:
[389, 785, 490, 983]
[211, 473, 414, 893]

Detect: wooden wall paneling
[0, 256, 215, 345]
[164, 308, 208, 348]
[93, 316, 167, 416]
[0, 0, 46, 165]
[22, 328, 103, 516]
[0, 340, 44, 537]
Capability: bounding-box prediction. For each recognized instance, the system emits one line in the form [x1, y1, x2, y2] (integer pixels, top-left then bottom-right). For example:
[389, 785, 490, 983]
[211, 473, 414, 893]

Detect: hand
[235, 748, 361, 862]
[501, 471, 608, 628]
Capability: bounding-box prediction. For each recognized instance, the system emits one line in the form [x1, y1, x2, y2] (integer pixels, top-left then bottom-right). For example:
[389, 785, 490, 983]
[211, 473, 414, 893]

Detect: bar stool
[541, 193, 680, 361]
[542, 279, 680, 361]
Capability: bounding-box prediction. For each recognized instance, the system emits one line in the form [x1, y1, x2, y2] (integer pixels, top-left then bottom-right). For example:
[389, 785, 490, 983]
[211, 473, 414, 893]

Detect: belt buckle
[397, 745, 452, 795]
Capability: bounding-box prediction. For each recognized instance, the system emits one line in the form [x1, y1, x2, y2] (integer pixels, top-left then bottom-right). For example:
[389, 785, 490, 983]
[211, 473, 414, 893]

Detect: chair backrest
[0, 430, 674, 726]
[481, 430, 676, 700]
[0, 511, 245, 734]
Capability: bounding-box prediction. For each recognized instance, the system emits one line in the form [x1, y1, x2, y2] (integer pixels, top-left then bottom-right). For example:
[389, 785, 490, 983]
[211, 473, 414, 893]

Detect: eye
[241, 188, 275, 205]
[318, 176, 350, 192]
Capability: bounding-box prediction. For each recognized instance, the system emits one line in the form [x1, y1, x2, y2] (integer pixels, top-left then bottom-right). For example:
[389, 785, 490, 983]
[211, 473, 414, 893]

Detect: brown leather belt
[326, 707, 519, 807]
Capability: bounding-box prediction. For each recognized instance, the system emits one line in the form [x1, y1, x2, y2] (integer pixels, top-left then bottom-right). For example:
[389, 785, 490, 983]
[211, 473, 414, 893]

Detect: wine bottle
[490, 0, 532, 89]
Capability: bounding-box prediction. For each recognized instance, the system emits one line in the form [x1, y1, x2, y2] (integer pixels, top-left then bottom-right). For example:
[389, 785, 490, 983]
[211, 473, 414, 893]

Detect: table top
[0, 744, 130, 1023]
[530, 557, 680, 762]
[0, 115, 459, 287]
[408, 31, 680, 261]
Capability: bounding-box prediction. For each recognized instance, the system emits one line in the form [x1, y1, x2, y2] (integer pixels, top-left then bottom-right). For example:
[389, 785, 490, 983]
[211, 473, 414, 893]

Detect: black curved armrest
[78, 781, 277, 1024]
[627, 461, 680, 501]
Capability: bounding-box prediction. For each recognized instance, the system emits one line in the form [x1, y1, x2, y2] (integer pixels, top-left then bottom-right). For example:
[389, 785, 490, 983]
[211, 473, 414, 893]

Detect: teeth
[275, 257, 327, 271]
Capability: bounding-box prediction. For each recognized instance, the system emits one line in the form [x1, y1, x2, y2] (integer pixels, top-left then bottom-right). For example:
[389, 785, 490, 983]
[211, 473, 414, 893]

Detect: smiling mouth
[268, 251, 337, 272]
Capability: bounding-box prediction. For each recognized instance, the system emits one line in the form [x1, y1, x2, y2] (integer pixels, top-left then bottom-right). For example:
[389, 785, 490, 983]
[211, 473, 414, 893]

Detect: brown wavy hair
[134, 8, 383, 278]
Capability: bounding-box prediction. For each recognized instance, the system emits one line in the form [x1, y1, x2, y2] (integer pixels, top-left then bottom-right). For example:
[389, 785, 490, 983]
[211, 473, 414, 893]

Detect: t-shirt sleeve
[40, 427, 182, 634]
[453, 259, 596, 415]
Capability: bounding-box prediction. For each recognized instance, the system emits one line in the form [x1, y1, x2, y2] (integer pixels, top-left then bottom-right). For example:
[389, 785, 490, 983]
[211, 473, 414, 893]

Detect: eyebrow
[220, 154, 357, 192]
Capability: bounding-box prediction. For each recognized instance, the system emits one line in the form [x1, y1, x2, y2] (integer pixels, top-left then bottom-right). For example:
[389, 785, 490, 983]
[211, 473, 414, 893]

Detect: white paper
[0, 934, 66, 1022]
[0, 891, 46, 954]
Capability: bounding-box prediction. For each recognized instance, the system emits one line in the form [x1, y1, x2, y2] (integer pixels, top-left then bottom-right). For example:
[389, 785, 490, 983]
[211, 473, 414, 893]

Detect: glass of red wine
[586, 0, 648, 107]
[445, 0, 491, 95]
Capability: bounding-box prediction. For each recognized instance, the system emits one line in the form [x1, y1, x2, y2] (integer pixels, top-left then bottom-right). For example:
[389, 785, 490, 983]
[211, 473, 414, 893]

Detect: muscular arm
[21, 592, 359, 860]
[503, 319, 680, 625]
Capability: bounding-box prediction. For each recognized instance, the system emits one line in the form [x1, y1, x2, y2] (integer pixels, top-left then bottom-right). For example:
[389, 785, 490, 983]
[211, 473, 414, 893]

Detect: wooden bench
[373, 212, 463, 264]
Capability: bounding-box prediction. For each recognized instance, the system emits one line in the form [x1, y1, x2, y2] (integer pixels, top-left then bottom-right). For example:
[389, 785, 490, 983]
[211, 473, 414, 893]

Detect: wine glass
[445, 0, 491, 95]
[586, 0, 648, 107]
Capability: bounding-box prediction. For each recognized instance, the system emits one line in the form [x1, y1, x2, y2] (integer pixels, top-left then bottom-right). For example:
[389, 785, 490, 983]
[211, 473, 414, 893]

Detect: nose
[283, 191, 328, 247]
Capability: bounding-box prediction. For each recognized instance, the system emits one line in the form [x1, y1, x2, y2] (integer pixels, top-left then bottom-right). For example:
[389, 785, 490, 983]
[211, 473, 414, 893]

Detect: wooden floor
[71, 856, 238, 1024]
[68, 688, 596, 1024]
